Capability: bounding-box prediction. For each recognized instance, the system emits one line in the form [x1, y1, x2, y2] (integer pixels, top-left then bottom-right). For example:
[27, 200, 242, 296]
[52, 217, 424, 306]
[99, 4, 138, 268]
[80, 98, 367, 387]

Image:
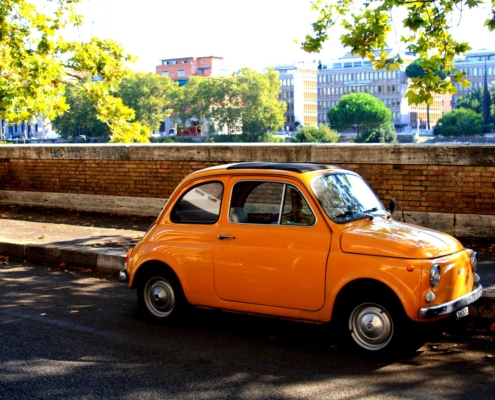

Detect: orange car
[120, 162, 482, 355]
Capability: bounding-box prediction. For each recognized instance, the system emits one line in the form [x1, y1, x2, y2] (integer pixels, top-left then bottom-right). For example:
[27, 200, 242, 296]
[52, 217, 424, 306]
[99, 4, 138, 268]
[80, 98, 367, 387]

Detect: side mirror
[389, 198, 396, 214]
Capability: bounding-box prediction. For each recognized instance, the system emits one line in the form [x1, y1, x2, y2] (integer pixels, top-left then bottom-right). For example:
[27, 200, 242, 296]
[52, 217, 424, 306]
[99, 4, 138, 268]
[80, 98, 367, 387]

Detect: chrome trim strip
[419, 285, 483, 319]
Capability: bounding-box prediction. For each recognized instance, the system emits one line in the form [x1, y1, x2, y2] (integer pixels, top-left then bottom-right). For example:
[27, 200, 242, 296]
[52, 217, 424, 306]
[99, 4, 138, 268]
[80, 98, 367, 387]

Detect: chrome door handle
[217, 235, 236, 240]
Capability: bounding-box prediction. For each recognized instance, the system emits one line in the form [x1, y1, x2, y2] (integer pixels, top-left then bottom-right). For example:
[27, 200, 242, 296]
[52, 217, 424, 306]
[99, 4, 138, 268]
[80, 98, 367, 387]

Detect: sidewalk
[0, 204, 494, 319]
[0, 204, 154, 273]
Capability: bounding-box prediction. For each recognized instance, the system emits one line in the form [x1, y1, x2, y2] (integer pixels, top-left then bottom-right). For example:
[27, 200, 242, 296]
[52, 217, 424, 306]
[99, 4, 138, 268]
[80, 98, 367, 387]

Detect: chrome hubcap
[145, 278, 175, 318]
[349, 303, 393, 351]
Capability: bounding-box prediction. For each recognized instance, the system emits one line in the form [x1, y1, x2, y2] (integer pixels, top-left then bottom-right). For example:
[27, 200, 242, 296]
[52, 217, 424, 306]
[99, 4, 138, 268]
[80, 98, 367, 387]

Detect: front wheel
[348, 302, 395, 352]
[137, 273, 186, 323]
[337, 295, 409, 357]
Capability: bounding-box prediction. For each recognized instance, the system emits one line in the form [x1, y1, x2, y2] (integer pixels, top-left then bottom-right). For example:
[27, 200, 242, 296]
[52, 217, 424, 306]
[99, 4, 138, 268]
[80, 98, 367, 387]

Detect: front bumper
[419, 284, 483, 319]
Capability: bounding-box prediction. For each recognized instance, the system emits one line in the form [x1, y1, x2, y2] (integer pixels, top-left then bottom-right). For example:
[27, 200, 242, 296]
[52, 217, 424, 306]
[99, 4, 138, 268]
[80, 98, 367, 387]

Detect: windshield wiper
[334, 210, 357, 219]
[362, 207, 379, 214]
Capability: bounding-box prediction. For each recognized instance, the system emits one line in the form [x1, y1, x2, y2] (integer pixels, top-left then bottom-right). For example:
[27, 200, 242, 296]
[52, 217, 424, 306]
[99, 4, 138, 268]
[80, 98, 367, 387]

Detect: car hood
[340, 219, 463, 259]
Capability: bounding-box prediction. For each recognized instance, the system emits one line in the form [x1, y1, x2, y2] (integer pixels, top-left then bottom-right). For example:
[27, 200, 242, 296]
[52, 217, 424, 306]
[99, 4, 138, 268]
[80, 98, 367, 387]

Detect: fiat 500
[120, 162, 482, 355]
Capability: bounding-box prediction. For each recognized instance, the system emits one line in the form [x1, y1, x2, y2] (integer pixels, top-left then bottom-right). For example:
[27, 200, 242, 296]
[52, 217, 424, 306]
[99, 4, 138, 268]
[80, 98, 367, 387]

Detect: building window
[178, 70, 185, 77]
[162, 71, 169, 76]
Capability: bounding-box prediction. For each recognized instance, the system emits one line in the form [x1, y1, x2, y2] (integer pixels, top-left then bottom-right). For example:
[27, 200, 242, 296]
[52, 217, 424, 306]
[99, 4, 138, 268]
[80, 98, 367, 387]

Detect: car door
[214, 176, 331, 311]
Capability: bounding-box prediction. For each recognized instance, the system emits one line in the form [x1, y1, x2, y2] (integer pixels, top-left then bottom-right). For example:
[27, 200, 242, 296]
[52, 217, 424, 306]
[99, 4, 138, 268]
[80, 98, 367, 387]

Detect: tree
[1, 0, 148, 142]
[354, 120, 397, 143]
[176, 68, 286, 137]
[52, 72, 177, 139]
[405, 59, 449, 129]
[301, 0, 491, 106]
[172, 77, 217, 130]
[328, 93, 391, 135]
[292, 124, 340, 143]
[434, 108, 483, 136]
[52, 85, 110, 139]
[118, 72, 177, 133]
[208, 76, 243, 135]
[457, 88, 483, 114]
[236, 67, 286, 135]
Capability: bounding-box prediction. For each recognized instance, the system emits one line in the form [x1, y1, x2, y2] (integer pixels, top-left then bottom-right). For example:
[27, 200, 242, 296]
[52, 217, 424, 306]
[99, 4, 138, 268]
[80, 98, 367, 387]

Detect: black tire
[337, 294, 408, 357]
[137, 272, 186, 323]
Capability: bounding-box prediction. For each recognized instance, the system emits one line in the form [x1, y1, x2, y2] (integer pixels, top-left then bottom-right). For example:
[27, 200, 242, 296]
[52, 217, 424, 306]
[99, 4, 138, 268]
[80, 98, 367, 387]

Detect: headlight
[470, 251, 478, 271]
[430, 264, 441, 287]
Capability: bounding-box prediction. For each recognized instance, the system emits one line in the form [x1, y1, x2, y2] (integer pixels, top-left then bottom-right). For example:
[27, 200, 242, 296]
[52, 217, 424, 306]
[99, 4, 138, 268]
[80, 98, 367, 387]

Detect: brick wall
[0, 159, 218, 198]
[350, 163, 495, 215]
[0, 144, 494, 216]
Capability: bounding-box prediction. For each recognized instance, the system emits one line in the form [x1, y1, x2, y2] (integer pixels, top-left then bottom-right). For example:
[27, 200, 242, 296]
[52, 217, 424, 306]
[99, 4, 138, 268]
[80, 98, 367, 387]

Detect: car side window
[280, 185, 316, 226]
[229, 181, 315, 226]
[171, 182, 223, 224]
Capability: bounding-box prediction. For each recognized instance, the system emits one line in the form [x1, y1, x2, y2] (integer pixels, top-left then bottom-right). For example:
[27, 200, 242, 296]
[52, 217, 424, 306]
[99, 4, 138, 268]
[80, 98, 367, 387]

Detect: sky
[60, 0, 495, 73]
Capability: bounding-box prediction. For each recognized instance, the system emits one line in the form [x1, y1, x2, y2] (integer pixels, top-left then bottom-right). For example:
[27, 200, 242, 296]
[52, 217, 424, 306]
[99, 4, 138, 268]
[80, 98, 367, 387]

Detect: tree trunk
[427, 104, 430, 130]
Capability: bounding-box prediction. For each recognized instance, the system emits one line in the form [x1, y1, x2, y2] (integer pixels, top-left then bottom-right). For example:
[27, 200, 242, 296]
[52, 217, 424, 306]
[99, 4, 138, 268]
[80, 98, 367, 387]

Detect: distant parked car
[120, 162, 482, 356]
[45, 133, 60, 139]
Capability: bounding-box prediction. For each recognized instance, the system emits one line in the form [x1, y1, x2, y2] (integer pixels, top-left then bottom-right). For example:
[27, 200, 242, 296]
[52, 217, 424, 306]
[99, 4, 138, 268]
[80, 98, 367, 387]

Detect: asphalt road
[1, 261, 494, 400]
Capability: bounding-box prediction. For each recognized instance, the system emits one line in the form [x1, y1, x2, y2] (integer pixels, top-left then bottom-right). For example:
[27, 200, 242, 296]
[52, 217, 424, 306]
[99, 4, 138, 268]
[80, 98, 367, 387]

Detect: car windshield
[311, 173, 386, 223]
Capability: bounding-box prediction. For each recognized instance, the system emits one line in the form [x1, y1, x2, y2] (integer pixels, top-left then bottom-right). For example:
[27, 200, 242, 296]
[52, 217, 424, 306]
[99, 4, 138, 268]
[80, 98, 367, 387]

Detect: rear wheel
[137, 273, 186, 323]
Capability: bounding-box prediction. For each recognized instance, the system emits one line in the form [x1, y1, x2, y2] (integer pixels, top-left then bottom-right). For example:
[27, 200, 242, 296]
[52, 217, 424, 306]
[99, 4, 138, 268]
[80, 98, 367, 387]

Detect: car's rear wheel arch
[132, 260, 180, 290]
[134, 260, 189, 323]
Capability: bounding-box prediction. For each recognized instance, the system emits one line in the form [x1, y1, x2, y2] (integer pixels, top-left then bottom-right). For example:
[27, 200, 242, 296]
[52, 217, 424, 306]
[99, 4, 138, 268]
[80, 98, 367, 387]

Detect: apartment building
[452, 49, 495, 107]
[156, 56, 230, 86]
[1, 117, 54, 140]
[275, 63, 318, 131]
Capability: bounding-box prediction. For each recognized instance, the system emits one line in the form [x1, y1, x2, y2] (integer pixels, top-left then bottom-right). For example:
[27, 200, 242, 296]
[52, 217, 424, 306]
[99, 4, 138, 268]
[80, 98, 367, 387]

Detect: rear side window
[171, 182, 223, 224]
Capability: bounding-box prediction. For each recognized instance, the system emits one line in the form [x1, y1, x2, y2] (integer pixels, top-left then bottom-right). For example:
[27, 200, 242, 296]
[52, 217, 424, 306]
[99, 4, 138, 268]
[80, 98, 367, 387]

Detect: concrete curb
[0, 242, 125, 274]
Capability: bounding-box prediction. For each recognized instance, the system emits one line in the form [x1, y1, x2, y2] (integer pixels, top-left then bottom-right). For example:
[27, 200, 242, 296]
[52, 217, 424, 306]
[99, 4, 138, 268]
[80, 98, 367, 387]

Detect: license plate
[456, 306, 469, 320]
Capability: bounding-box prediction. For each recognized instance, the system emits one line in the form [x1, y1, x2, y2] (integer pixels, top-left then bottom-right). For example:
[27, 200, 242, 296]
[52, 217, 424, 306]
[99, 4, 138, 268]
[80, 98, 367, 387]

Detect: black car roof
[226, 162, 333, 173]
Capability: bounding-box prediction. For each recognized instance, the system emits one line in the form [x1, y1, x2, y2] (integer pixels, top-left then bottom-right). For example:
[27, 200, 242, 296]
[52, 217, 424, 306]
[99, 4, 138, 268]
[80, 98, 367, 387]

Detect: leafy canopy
[1, 0, 148, 142]
[456, 88, 483, 114]
[51, 84, 110, 139]
[354, 120, 397, 143]
[434, 107, 483, 136]
[302, 0, 493, 105]
[292, 124, 340, 143]
[174, 68, 286, 136]
[327, 93, 391, 134]
[118, 72, 177, 133]
[52, 72, 177, 139]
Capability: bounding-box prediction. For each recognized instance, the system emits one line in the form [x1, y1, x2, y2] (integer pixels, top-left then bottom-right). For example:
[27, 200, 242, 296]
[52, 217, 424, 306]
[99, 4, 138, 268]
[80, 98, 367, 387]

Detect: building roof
[159, 55, 224, 62]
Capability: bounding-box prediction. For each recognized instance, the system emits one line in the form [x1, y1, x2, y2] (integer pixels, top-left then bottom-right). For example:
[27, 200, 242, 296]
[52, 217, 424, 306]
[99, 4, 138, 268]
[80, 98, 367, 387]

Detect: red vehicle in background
[177, 126, 202, 136]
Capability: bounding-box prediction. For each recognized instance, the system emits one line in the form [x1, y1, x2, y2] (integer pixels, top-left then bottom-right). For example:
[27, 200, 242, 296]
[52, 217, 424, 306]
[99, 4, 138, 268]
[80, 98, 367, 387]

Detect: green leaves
[1, 1, 146, 142]
[304, 0, 487, 104]
[118, 72, 177, 133]
[292, 124, 340, 143]
[434, 108, 484, 136]
[174, 68, 286, 136]
[328, 93, 391, 134]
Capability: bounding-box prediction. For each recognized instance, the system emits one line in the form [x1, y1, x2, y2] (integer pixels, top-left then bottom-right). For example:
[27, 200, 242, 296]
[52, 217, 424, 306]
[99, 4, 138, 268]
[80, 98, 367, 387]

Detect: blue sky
[62, 0, 495, 73]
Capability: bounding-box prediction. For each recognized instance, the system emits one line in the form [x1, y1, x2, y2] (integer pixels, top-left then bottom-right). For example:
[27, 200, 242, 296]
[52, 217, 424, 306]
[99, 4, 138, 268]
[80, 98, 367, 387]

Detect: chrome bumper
[119, 270, 128, 283]
[419, 284, 483, 319]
